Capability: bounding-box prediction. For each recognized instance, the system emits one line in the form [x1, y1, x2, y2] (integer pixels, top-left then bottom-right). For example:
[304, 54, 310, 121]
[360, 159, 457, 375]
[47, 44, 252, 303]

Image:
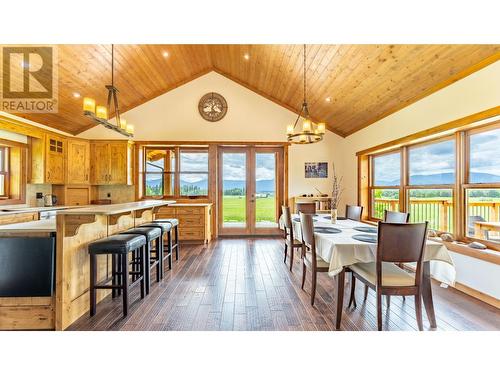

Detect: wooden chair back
[299, 212, 317, 265]
[383, 210, 410, 223]
[296, 202, 316, 214]
[346, 204, 363, 221]
[376, 222, 428, 287]
[281, 205, 293, 229]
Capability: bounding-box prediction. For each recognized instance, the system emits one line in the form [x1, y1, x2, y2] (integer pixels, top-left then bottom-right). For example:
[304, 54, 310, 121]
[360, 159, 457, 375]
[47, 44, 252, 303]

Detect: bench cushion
[88, 234, 146, 254]
[154, 218, 179, 227]
[121, 227, 162, 241]
[139, 222, 172, 233]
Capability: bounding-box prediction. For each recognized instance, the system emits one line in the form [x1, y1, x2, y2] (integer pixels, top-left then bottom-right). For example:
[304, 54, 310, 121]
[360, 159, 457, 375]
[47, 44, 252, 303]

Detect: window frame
[142, 146, 209, 199]
[361, 118, 500, 251]
[178, 148, 209, 197]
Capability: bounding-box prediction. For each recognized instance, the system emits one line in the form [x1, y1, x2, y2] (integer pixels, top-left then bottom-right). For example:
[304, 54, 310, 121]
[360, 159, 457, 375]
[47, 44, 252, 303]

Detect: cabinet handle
[47, 171, 51, 179]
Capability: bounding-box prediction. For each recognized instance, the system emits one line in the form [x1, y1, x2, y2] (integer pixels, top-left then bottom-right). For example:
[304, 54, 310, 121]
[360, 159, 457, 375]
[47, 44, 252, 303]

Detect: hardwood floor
[68, 238, 500, 331]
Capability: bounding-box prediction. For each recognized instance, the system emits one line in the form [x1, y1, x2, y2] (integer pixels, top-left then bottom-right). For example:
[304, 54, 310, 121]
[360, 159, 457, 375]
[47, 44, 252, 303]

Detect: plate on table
[314, 227, 342, 234]
[323, 216, 347, 220]
[293, 217, 318, 223]
[353, 226, 377, 234]
[352, 234, 377, 243]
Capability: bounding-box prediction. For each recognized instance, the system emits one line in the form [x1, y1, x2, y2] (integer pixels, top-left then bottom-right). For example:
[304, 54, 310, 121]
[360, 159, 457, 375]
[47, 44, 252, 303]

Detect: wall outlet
[107, 193, 111, 198]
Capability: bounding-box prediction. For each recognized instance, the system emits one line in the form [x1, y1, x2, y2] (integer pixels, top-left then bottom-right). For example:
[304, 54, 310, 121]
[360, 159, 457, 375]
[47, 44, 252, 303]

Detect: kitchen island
[0, 200, 174, 330]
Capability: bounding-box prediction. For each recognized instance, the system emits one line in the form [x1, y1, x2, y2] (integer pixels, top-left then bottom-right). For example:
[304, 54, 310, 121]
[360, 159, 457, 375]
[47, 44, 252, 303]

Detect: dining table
[281, 214, 456, 329]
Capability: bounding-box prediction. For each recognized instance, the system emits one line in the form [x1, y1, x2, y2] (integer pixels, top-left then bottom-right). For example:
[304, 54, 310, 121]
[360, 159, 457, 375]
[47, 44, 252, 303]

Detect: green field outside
[223, 195, 276, 223]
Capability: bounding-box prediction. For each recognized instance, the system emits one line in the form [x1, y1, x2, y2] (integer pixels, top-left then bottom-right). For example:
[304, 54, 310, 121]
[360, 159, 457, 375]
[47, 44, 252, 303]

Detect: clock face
[198, 92, 228, 122]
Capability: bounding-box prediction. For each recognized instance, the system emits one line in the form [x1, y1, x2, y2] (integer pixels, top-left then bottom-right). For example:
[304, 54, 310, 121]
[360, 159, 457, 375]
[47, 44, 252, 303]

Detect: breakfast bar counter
[0, 200, 175, 330]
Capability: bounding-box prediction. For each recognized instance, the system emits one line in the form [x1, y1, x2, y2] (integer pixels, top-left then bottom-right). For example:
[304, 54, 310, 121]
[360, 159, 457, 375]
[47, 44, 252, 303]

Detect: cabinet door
[67, 140, 90, 184]
[108, 143, 128, 184]
[90, 143, 110, 184]
[46, 136, 65, 184]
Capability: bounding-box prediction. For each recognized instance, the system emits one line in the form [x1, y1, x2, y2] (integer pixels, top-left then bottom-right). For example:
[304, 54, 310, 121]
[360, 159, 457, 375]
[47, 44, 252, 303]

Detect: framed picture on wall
[305, 162, 328, 178]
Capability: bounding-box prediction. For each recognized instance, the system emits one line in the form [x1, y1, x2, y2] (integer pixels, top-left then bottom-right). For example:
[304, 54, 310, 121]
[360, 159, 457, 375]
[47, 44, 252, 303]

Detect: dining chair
[281, 206, 304, 271]
[299, 212, 330, 306]
[296, 202, 316, 214]
[346, 204, 363, 221]
[346, 221, 429, 331]
[362, 209, 412, 301]
[384, 210, 410, 223]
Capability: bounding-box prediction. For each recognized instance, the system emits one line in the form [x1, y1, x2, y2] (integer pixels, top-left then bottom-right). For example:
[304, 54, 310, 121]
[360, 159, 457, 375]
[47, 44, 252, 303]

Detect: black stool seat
[154, 218, 179, 227]
[88, 234, 146, 254]
[122, 227, 161, 241]
[139, 222, 172, 233]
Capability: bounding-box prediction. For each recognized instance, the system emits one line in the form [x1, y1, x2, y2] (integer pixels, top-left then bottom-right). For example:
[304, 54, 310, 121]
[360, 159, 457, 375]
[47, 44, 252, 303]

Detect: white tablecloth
[281, 214, 456, 286]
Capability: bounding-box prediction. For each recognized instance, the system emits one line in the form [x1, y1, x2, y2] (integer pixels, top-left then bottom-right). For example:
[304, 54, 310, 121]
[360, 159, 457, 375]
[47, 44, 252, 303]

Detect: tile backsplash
[26, 184, 52, 206]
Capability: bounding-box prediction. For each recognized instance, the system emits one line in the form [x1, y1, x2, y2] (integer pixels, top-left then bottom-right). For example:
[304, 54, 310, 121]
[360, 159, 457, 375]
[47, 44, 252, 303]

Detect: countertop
[0, 218, 56, 233]
[0, 206, 73, 216]
[58, 200, 176, 215]
[167, 203, 212, 207]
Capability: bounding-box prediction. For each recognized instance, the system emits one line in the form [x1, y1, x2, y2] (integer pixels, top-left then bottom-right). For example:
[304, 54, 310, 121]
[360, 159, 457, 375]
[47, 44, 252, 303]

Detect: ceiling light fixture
[82, 44, 134, 137]
[325, 97, 332, 102]
[73, 92, 81, 98]
[243, 53, 250, 60]
[286, 44, 325, 144]
[162, 51, 169, 58]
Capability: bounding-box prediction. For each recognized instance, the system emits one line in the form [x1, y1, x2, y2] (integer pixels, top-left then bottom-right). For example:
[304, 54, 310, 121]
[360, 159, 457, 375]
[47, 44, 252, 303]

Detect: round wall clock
[198, 92, 228, 122]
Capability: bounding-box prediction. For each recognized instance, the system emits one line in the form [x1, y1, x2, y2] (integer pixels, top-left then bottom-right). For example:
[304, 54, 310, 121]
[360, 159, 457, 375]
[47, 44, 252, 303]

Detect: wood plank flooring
[68, 238, 500, 331]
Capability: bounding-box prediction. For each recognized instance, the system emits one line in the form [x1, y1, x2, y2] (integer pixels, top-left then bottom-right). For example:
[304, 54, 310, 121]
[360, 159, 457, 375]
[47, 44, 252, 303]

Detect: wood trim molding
[346, 52, 500, 137]
[134, 140, 289, 146]
[356, 106, 500, 156]
[443, 240, 500, 265]
[453, 282, 500, 309]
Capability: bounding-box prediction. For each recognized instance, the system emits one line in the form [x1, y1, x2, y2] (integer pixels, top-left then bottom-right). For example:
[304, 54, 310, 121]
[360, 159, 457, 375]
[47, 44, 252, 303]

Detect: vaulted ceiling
[7, 44, 500, 137]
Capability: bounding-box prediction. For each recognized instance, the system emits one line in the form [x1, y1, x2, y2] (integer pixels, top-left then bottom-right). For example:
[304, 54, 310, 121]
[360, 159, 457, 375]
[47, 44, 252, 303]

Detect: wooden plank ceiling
[6, 44, 500, 137]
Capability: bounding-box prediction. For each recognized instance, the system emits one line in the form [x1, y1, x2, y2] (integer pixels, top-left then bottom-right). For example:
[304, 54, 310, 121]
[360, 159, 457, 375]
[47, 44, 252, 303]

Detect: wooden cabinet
[156, 204, 212, 243]
[51, 185, 90, 206]
[30, 135, 66, 184]
[66, 139, 90, 185]
[90, 141, 133, 185]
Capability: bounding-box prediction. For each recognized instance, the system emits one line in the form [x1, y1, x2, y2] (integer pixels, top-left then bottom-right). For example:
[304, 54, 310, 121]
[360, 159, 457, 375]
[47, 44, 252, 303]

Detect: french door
[218, 146, 284, 235]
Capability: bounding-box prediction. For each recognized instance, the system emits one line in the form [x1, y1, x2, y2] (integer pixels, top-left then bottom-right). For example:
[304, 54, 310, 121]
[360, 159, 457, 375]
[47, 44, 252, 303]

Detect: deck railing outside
[373, 198, 500, 232]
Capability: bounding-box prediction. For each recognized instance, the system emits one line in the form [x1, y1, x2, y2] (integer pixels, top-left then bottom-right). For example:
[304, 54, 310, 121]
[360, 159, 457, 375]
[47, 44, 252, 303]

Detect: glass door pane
[222, 152, 247, 228]
[255, 152, 277, 228]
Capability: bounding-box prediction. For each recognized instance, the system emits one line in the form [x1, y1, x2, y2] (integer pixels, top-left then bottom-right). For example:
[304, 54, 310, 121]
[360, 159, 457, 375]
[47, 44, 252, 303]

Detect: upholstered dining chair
[299, 212, 330, 306]
[296, 202, 316, 214]
[346, 221, 429, 331]
[281, 206, 304, 271]
[384, 210, 410, 224]
[362, 209, 412, 300]
[346, 204, 363, 221]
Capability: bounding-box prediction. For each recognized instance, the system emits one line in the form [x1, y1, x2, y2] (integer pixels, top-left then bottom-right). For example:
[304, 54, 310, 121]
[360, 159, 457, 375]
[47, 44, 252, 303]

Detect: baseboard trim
[452, 282, 500, 309]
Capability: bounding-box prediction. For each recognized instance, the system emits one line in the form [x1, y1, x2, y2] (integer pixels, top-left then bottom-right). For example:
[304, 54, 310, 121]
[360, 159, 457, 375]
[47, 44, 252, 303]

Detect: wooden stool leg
[140, 245, 146, 299]
[167, 231, 173, 270]
[90, 253, 97, 316]
[174, 226, 179, 260]
[122, 253, 129, 316]
[145, 241, 151, 295]
[117, 254, 122, 296]
[112, 254, 117, 298]
[155, 237, 161, 282]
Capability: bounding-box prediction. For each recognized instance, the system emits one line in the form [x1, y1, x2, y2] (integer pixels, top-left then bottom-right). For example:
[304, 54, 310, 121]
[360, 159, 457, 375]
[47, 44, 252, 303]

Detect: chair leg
[386, 295, 391, 309]
[112, 254, 117, 298]
[122, 254, 129, 317]
[156, 237, 161, 282]
[289, 242, 294, 272]
[376, 290, 382, 331]
[348, 273, 357, 308]
[174, 226, 179, 260]
[301, 262, 306, 290]
[310, 270, 317, 306]
[364, 284, 369, 301]
[89, 253, 97, 317]
[283, 242, 288, 263]
[167, 231, 173, 270]
[415, 293, 424, 331]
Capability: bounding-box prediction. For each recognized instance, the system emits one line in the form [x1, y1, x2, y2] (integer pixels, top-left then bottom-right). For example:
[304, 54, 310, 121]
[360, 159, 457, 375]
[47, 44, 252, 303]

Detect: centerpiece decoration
[330, 164, 344, 224]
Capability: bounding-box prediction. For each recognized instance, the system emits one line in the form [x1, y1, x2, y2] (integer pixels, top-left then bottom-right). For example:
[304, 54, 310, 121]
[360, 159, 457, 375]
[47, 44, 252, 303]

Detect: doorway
[218, 146, 284, 235]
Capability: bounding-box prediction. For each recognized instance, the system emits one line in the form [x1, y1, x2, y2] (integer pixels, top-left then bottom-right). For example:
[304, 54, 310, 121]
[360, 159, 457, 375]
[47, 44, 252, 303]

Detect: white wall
[80, 71, 344, 198]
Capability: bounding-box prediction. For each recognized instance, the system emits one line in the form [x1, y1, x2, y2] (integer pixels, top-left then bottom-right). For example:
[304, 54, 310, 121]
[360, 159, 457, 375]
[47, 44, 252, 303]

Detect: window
[179, 150, 209, 196]
[0, 146, 9, 197]
[360, 118, 500, 251]
[370, 151, 401, 219]
[142, 147, 209, 198]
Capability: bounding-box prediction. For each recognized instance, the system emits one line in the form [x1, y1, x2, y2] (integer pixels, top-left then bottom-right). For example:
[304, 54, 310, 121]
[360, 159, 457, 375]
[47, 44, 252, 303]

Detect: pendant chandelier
[286, 44, 326, 144]
[82, 44, 134, 137]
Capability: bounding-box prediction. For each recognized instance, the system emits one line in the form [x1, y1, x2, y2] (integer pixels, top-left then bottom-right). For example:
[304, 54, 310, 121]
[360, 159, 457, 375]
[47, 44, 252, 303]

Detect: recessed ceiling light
[243, 53, 250, 60]
[325, 97, 332, 103]
[162, 51, 169, 58]
[73, 92, 81, 98]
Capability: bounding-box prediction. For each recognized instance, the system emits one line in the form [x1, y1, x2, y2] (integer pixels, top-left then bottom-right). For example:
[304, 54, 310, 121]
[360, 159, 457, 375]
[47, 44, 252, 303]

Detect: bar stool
[139, 221, 173, 276]
[88, 234, 147, 317]
[121, 226, 162, 295]
[153, 218, 180, 261]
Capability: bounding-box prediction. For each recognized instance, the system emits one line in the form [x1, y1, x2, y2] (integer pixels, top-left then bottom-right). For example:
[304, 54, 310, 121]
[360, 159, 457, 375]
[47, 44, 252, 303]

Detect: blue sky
[222, 153, 275, 181]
